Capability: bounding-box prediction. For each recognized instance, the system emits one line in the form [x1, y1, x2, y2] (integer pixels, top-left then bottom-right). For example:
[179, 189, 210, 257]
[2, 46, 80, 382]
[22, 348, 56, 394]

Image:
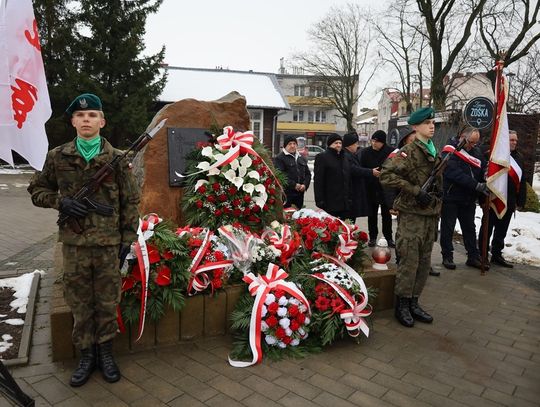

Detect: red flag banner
[0, 0, 51, 169]
[486, 61, 510, 219]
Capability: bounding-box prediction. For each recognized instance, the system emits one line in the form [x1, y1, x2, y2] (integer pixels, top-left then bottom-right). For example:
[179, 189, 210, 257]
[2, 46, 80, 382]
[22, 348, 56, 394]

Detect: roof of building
[159, 66, 290, 110]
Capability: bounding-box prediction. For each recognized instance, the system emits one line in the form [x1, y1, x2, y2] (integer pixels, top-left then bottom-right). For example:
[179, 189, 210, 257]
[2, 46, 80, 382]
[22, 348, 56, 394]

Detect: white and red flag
[486, 61, 511, 219]
[0, 0, 51, 170]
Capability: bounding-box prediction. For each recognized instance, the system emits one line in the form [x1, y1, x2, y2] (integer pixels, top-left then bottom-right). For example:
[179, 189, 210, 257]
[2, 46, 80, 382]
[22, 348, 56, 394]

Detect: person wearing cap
[440, 127, 487, 270]
[380, 107, 441, 328]
[360, 130, 395, 247]
[28, 93, 140, 386]
[342, 131, 371, 223]
[314, 134, 351, 219]
[273, 135, 311, 209]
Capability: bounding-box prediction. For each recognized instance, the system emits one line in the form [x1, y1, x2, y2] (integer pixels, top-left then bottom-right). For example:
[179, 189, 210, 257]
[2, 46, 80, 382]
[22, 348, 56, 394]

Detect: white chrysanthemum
[299, 304, 307, 313]
[261, 305, 268, 318]
[291, 338, 300, 346]
[285, 328, 293, 336]
[298, 327, 305, 336]
[270, 220, 280, 229]
[278, 296, 288, 306]
[304, 317, 311, 325]
[289, 298, 300, 306]
[243, 183, 255, 195]
[201, 146, 214, 158]
[265, 335, 277, 345]
[247, 170, 260, 181]
[261, 321, 269, 332]
[269, 246, 282, 257]
[279, 317, 290, 329]
[277, 307, 288, 318]
[264, 294, 276, 305]
[277, 341, 287, 349]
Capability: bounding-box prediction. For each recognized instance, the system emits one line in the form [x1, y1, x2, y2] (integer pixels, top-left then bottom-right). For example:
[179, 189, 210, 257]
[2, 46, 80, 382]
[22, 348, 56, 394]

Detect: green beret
[66, 93, 102, 115]
[408, 107, 435, 125]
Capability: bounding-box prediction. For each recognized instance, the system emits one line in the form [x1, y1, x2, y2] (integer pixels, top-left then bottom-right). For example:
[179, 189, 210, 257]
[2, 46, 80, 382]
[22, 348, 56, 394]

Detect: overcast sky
[144, 0, 389, 108]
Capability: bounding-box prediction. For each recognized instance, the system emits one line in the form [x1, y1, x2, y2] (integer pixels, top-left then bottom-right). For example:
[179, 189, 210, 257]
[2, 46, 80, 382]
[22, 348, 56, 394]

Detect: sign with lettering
[463, 97, 494, 129]
[167, 127, 210, 187]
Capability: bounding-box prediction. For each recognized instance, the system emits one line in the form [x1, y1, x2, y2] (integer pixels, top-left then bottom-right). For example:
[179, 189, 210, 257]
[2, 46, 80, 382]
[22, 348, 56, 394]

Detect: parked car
[305, 144, 325, 160]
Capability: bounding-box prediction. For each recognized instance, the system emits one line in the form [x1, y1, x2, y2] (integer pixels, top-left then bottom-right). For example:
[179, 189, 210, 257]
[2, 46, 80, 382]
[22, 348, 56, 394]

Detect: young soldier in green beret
[379, 107, 440, 327]
[28, 93, 140, 386]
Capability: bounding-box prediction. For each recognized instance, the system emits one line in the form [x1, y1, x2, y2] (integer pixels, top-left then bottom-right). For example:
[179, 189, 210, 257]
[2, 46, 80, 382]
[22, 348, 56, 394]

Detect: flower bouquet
[120, 215, 191, 339]
[181, 126, 284, 231]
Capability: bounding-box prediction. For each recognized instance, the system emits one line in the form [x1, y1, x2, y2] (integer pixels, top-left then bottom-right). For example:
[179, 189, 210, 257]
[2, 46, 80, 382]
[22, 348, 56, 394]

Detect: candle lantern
[372, 238, 391, 270]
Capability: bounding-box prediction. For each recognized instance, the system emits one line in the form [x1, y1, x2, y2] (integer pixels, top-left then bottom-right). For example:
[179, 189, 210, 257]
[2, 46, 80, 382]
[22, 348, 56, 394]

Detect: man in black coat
[314, 134, 351, 219]
[440, 127, 487, 270]
[360, 130, 395, 247]
[342, 132, 371, 223]
[479, 130, 527, 268]
[273, 135, 311, 209]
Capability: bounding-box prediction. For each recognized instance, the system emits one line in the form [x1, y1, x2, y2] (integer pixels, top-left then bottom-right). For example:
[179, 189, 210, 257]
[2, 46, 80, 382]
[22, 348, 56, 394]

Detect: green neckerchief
[76, 135, 101, 162]
[419, 138, 437, 157]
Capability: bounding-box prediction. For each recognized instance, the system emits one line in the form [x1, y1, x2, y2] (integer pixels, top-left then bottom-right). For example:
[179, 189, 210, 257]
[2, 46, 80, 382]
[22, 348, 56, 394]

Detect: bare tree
[415, 0, 488, 110]
[507, 44, 540, 113]
[294, 3, 376, 131]
[479, 0, 540, 85]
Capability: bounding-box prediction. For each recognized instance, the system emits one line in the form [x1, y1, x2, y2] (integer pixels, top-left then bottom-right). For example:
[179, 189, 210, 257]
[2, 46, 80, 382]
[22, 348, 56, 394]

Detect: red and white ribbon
[228, 263, 311, 368]
[218, 226, 258, 274]
[442, 145, 482, 168]
[509, 156, 522, 192]
[132, 218, 152, 341]
[261, 224, 299, 265]
[336, 232, 358, 261]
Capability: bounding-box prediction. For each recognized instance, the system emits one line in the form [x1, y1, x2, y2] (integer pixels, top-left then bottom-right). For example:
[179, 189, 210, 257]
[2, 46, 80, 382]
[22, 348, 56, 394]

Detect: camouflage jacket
[28, 138, 140, 246]
[379, 139, 442, 216]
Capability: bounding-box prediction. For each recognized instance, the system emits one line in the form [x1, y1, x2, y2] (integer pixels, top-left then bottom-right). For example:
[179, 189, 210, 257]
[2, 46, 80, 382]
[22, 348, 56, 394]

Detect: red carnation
[328, 221, 339, 232]
[243, 195, 251, 203]
[219, 194, 227, 202]
[248, 215, 261, 223]
[212, 183, 220, 191]
[188, 238, 203, 247]
[212, 279, 223, 289]
[290, 320, 300, 331]
[252, 205, 260, 213]
[274, 289, 285, 299]
[263, 204, 269, 211]
[189, 249, 199, 258]
[268, 198, 275, 204]
[224, 207, 232, 214]
[197, 185, 206, 194]
[288, 304, 299, 317]
[228, 186, 237, 195]
[296, 313, 306, 324]
[266, 315, 278, 327]
[233, 209, 242, 217]
[268, 187, 276, 195]
[196, 200, 203, 208]
[232, 198, 241, 206]
[267, 302, 279, 314]
[207, 195, 216, 203]
[215, 209, 222, 216]
[315, 296, 331, 311]
[282, 336, 292, 345]
[331, 297, 345, 312]
[359, 231, 369, 242]
[243, 207, 251, 216]
[275, 327, 286, 340]
[214, 250, 224, 261]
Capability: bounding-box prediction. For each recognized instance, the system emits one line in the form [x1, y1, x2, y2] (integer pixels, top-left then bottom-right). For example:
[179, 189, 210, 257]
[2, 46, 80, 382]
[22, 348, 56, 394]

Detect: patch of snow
[0, 334, 13, 353]
[0, 168, 33, 174]
[2, 319, 24, 325]
[0, 270, 42, 314]
[454, 207, 540, 266]
[13, 183, 29, 188]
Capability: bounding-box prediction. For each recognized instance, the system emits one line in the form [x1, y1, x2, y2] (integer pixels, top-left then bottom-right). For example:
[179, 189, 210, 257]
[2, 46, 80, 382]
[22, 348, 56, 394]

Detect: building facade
[275, 73, 356, 152]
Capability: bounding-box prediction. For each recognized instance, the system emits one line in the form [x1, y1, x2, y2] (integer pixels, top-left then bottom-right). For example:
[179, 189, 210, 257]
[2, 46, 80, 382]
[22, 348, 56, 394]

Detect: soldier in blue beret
[29, 93, 140, 386]
[379, 107, 441, 327]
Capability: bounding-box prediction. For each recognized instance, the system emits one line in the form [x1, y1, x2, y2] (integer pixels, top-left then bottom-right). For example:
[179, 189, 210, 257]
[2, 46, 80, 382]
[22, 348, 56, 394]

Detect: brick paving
[1, 172, 539, 407]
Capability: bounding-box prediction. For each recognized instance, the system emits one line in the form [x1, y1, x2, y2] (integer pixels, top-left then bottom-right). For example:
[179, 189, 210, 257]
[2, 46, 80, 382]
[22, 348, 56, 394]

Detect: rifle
[57, 118, 167, 233]
[421, 137, 467, 196]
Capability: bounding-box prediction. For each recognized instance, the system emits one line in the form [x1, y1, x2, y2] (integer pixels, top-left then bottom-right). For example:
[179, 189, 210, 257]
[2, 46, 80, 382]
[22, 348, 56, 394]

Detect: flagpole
[480, 56, 505, 276]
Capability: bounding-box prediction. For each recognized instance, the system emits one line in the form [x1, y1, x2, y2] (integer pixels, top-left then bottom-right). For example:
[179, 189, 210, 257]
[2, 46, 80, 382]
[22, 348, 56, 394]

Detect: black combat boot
[409, 297, 433, 323]
[70, 347, 96, 387]
[97, 341, 121, 383]
[394, 297, 414, 327]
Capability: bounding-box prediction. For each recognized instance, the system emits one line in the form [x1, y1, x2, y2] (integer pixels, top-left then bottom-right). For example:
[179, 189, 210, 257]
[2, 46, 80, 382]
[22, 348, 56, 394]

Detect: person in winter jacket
[342, 132, 371, 223]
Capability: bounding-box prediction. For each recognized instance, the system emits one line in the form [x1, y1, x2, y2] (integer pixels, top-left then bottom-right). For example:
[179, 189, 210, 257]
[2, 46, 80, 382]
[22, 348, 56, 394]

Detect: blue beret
[66, 93, 102, 115]
[408, 107, 435, 125]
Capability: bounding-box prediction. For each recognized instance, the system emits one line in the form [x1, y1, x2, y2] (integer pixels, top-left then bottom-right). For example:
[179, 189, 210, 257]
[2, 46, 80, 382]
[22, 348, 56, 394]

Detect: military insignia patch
[79, 98, 88, 108]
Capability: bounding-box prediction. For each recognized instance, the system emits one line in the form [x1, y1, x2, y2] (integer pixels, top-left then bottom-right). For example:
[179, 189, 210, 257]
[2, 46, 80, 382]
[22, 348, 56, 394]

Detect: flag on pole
[0, 0, 51, 170]
[486, 61, 510, 219]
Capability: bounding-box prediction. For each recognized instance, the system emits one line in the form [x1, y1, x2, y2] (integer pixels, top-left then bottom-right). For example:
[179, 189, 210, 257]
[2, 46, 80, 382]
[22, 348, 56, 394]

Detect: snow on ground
[0, 270, 43, 315]
[0, 334, 13, 353]
[0, 166, 35, 175]
[454, 208, 540, 266]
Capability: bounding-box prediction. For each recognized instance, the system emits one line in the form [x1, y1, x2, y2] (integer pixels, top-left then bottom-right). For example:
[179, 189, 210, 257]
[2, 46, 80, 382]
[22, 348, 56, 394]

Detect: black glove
[475, 182, 490, 196]
[118, 244, 131, 269]
[59, 197, 88, 218]
[416, 190, 433, 206]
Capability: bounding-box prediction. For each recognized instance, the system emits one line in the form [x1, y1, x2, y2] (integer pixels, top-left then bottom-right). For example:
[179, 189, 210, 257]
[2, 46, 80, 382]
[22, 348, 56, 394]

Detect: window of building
[294, 85, 305, 96]
[307, 111, 314, 122]
[315, 110, 326, 122]
[309, 86, 326, 97]
[293, 110, 304, 122]
[249, 110, 263, 141]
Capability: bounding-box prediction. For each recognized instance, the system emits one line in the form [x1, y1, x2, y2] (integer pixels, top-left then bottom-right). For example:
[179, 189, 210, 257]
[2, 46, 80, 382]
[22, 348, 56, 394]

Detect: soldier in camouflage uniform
[28, 94, 139, 386]
[380, 107, 441, 327]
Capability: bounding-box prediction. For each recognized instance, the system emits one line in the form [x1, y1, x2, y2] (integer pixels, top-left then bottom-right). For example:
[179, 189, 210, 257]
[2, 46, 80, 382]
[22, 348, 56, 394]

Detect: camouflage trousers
[62, 244, 121, 349]
[394, 212, 438, 297]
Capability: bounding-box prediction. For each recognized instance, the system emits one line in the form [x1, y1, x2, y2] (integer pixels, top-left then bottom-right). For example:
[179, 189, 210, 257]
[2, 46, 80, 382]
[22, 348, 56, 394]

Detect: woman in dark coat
[314, 134, 351, 220]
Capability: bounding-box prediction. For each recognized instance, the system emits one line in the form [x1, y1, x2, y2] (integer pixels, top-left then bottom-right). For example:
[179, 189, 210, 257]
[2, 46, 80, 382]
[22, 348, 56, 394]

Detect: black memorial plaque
[463, 97, 494, 130]
[168, 127, 210, 187]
